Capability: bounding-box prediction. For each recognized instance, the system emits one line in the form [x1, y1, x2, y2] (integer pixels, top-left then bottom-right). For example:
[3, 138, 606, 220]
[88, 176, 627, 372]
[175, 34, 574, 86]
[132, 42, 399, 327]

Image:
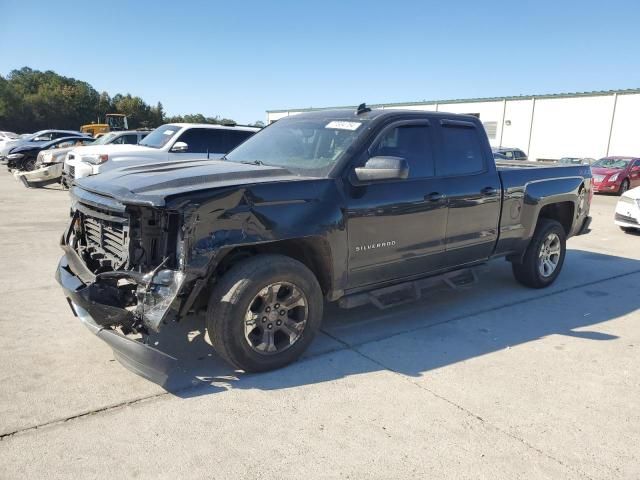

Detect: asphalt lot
[0, 171, 639, 479]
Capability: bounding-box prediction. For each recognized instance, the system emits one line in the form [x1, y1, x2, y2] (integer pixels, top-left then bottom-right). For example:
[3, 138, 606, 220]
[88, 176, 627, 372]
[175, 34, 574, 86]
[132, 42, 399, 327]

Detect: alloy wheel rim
[244, 282, 308, 355]
[538, 233, 561, 278]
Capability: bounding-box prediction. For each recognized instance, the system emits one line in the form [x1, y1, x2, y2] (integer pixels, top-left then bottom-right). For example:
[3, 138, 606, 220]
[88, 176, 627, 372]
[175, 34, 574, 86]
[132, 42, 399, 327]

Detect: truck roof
[286, 108, 482, 123]
[167, 123, 260, 132]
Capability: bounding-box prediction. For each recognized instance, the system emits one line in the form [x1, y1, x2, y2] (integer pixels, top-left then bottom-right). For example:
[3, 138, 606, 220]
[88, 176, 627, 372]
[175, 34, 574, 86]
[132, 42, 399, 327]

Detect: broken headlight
[136, 269, 186, 332]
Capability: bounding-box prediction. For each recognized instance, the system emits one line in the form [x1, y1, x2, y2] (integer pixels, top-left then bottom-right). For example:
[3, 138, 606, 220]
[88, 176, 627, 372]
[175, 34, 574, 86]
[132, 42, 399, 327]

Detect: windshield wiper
[239, 160, 265, 166]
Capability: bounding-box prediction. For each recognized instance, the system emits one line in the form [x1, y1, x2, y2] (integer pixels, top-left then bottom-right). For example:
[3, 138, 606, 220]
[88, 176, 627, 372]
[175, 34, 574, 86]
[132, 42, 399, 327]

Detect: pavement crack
[0, 392, 171, 441]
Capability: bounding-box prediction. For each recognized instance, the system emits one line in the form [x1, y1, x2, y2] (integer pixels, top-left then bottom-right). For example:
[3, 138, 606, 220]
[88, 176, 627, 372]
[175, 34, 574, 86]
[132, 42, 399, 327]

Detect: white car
[16, 131, 148, 188]
[62, 123, 259, 186]
[615, 186, 640, 233]
[0, 131, 20, 156]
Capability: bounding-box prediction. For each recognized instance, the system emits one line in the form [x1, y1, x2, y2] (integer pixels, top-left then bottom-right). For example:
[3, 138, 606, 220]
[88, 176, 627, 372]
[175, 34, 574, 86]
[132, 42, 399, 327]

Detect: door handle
[481, 187, 497, 196]
[425, 192, 445, 202]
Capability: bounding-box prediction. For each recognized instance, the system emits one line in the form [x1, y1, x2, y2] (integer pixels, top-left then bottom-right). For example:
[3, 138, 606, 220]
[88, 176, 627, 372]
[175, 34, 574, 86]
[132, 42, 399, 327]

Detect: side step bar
[338, 266, 484, 310]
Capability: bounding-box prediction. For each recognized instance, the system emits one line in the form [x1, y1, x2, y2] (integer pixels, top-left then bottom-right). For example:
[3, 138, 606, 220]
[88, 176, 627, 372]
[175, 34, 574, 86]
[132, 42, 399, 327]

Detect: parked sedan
[615, 186, 640, 233]
[0, 131, 20, 154]
[591, 157, 640, 195]
[6, 136, 93, 171]
[0, 129, 84, 161]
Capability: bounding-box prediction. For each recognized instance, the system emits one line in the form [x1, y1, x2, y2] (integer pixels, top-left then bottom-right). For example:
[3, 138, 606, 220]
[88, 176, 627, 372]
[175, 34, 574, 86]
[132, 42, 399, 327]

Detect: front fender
[176, 180, 347, 298]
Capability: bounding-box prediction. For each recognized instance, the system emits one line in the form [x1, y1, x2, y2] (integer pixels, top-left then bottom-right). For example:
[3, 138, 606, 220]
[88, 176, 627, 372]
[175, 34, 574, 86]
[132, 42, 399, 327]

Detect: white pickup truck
[62, 123, 259, 186]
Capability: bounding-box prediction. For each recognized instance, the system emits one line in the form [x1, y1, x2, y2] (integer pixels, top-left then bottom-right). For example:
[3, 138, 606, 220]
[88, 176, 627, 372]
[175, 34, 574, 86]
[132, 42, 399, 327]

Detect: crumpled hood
[75, 159, 310, 207]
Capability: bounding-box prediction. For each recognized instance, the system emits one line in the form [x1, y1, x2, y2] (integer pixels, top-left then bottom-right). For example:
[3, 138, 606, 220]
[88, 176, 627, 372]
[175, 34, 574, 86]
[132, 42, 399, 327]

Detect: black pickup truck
[56, 107, 592, 376]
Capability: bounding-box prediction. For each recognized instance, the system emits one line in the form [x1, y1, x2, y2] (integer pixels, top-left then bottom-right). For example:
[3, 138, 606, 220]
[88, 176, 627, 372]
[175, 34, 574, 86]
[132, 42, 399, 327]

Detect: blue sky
[2, 0, 639, 123]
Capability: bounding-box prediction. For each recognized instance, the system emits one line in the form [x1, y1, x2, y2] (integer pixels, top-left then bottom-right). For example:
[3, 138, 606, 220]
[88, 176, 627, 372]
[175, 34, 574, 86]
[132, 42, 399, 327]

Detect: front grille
[592, 174, 605, 183]
[68, 165, 75, 179]
[615, 213, 638, 225]
[83, 215, 128, 265]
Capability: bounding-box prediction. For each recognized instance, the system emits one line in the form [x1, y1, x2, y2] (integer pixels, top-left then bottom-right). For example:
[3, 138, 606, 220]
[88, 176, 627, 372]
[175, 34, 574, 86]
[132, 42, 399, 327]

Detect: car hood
[591, 167, 625, 176]
[75, 159, 312, 207]
[72, 144, 156, 156]
[42, 146, 76, 162]
[9, 143, 41, 154]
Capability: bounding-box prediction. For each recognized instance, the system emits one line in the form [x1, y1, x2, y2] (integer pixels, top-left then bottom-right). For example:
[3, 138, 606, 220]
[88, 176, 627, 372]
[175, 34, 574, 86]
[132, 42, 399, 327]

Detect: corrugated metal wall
[267, 91, 640, 161]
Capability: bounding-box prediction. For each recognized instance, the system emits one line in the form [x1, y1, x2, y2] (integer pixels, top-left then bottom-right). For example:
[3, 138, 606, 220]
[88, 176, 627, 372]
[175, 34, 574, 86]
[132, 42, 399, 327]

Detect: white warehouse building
[266, 89, 640, 162]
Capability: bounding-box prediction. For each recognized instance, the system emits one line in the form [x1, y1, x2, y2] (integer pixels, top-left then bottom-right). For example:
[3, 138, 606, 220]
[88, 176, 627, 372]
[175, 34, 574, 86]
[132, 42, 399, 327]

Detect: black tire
[512, 219, 567, 288]
[619, 179, 630, 195]
[23, 158, 37, 172]
[206, 254, 323, 372]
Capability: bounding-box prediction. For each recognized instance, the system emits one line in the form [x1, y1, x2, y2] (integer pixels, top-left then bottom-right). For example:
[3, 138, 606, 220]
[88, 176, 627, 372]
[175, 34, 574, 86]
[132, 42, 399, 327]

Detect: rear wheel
[512, 219, 567, 288]
[206, 254, 323, 372]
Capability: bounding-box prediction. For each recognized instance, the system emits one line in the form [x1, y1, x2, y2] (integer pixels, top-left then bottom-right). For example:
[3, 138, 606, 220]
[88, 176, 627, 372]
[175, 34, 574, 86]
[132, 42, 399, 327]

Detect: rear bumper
[56, 253, 177, 384]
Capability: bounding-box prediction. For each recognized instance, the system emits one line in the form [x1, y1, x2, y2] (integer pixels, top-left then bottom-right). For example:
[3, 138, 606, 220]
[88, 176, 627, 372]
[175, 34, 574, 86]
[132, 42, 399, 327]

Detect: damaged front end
[56, 187, 190, 381]
[15, 161, 63, 188]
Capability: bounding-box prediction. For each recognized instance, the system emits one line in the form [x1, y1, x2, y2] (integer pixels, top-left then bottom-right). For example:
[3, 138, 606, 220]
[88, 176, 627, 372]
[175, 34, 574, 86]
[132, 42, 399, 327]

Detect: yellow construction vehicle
[80, 114, 128, 137]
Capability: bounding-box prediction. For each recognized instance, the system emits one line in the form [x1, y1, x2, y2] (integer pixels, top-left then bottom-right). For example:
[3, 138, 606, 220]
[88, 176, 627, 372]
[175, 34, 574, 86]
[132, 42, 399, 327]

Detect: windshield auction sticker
[325, 121, 362, 131]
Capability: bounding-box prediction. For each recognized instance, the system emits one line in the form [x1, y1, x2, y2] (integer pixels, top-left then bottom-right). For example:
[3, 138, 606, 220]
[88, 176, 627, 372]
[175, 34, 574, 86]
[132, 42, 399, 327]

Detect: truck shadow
[143, 249, 640, 396]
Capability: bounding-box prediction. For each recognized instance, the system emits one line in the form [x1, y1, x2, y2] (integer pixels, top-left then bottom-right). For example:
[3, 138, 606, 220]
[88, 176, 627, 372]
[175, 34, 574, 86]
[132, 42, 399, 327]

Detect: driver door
[630, 159, 640, 188]
[345, 120, 449, 289]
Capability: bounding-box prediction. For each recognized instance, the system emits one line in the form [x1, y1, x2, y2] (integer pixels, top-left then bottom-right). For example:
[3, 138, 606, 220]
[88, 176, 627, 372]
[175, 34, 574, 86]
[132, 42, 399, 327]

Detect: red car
[591, 157, 640, 195]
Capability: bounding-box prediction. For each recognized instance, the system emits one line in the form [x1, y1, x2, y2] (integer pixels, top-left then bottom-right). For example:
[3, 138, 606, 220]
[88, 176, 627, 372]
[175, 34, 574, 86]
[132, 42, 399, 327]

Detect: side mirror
[354, 156, 409, 183]
[171, 141, 188, 153]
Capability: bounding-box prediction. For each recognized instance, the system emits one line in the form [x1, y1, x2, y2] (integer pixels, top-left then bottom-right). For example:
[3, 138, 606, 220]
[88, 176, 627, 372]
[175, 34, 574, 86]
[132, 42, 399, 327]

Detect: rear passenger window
[438, 125, 485, 176]
[371, 125, 434, 178]
[204, 130, 255, 155]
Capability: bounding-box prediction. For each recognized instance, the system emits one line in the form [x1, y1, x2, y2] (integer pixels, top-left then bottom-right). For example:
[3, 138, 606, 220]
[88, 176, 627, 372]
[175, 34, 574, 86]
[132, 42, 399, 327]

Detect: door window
[370, 124, 434, 178]
[437, 124, 485, 176]
[175, 128, 210, 153]
[122, 134, 140, 144]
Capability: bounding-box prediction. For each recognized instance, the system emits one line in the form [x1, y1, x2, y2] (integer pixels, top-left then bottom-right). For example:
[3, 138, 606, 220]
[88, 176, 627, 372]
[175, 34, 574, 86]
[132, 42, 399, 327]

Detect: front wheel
[619, 179, 630, 195]
[512, 219, 567, 288]
[206, 254, 323, 372]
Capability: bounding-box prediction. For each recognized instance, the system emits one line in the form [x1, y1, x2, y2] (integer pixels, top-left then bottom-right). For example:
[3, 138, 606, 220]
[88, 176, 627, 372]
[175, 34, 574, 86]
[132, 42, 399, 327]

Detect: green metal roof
[266, 88, 640, 114]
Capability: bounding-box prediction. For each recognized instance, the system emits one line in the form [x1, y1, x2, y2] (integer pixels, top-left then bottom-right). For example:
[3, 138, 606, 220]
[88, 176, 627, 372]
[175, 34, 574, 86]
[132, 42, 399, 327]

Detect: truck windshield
[139, 124, 181, 149]
[592, 158, 631, 169]
[225, 117, 368, 176]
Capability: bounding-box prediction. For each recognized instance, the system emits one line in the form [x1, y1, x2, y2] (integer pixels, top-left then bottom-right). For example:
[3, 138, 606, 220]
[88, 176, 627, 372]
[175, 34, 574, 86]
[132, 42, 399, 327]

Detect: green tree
[0, 67, 237, 133]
